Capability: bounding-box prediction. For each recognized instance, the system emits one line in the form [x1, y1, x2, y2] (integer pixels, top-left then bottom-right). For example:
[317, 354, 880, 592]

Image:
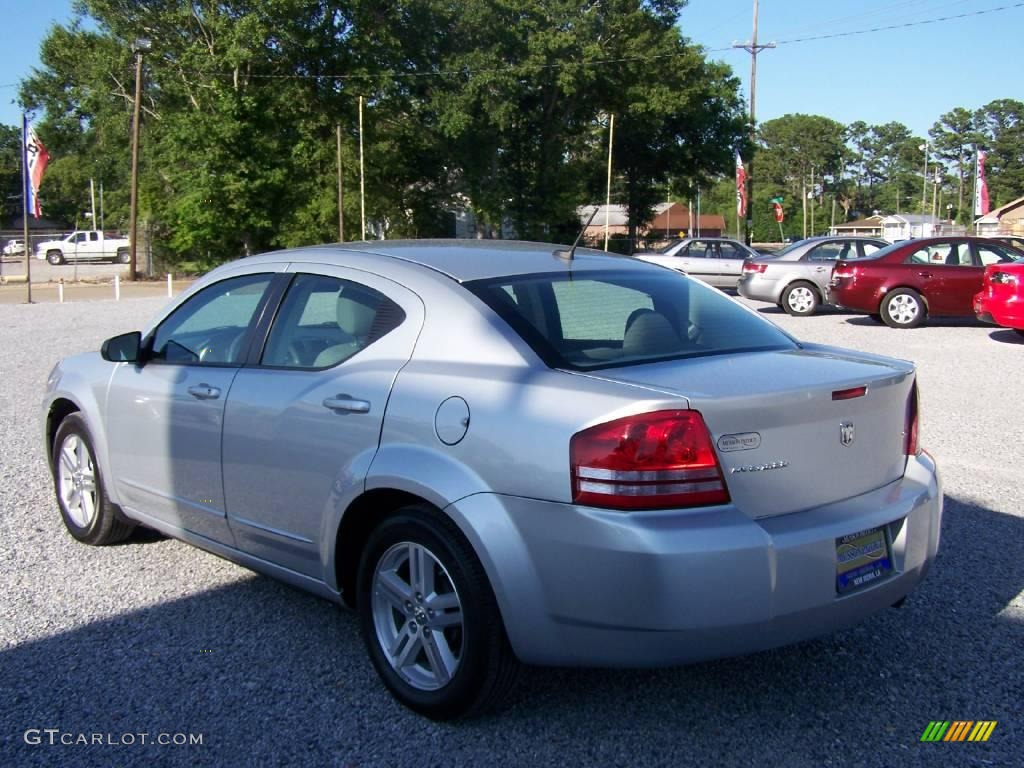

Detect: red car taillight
[905, 381, 921, 456]
[570, 410, 730, 510]
[989, 271, 1018, 286]
[743, 262, 767, 274]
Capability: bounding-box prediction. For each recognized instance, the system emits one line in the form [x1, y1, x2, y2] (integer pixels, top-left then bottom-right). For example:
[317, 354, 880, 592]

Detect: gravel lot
[1, 295, 1021, 767]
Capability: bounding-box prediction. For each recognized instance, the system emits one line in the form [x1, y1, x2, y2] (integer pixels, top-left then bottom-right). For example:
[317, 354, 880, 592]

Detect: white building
[880, 214, 942, 242]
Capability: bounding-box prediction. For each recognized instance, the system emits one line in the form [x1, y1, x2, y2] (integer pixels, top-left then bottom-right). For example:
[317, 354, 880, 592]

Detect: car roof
[237, 239, 644, 282]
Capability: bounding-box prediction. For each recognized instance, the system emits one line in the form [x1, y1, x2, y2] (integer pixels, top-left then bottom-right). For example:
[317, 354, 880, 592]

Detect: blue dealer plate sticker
[835, 526, 893, 594]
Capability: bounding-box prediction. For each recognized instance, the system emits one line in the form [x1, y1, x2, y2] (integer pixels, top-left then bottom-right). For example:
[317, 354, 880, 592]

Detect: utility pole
[734, 0, 774, 245]
[336, 124, 344, 242]
[128, 38, 151, 281]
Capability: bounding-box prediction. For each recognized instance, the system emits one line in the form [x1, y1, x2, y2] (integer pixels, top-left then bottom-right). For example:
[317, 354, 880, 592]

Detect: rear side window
[260, 274, 405, 369]
[467, 269, 795, 370]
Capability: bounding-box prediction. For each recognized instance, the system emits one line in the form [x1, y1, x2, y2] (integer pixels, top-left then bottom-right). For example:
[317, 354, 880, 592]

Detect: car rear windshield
[466, 268, 797, 371]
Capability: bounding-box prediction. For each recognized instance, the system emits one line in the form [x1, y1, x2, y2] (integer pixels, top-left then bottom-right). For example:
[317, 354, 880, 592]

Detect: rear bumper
[737, 273, 782, 303]
[447, 452, 942, 667]
[974, 291, 1024, 330]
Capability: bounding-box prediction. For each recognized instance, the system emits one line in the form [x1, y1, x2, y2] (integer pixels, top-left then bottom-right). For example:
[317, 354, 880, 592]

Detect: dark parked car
[830, 237, 1023, 328]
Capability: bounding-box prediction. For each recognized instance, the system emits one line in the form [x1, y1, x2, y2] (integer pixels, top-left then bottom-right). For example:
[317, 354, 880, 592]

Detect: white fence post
[58, 279, 64, 303]
[114, 274, 120, 301]
[167, 273, 173, 297]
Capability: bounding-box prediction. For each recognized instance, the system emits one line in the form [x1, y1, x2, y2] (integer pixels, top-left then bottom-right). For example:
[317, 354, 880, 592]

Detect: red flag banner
[735, 150, 747, 218]
[974, 149, 989, 216]
[24, 118, 50, 218]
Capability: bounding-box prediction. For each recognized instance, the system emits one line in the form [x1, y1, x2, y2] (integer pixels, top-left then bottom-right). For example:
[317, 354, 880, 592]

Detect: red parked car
[975, 261, 1024, 336]
[829, 237, 1023, 328]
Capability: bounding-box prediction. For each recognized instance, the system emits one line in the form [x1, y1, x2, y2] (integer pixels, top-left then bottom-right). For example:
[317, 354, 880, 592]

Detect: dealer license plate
[836, 526, 892, 594]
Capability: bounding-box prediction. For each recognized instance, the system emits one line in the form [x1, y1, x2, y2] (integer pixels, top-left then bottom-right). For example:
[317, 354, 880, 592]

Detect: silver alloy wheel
[371, 541, 464, 691]
[887, 293, 920, 325]
[57, 434, 97, 528]
[787, 285, 815, 313]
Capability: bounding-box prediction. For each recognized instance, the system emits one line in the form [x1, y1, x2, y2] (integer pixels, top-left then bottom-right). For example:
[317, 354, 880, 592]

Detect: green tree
[0, 125, 22, 223]
[974, 99, 1024, 209]
[929, 108, 977, 224]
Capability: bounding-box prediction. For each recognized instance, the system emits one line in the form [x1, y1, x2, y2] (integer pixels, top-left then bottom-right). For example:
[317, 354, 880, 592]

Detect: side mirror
[101, 331, 142, 363]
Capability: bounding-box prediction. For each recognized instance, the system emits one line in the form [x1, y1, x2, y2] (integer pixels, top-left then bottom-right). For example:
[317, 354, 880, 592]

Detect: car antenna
[554, 206, 599, 261]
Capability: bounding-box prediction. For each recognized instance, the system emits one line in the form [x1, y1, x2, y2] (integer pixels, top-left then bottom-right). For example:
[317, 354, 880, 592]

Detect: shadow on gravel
[4, 494, 1021, 766]
[845, 315, 992, 329]
[988, 329, 1024, 345]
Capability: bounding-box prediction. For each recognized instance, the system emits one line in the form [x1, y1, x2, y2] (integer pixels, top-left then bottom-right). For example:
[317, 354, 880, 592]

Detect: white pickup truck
[35, 230, 131, 265]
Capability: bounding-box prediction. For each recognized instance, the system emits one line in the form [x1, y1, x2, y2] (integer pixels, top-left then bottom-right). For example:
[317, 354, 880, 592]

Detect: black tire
[868, 313, 884, 324]
[116, 248, 130, 264]
[357, 505, 518, 720]
[781, 281, 820, 316]
[47, 250, 64, 266]
[880, 288, 925, 329]
[52, 414, 135, 545]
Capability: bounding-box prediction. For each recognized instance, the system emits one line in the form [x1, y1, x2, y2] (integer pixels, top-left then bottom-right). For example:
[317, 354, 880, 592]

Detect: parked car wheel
[47, 250, 64, 266]
[357, 505, 518, 720]
[880, 289, 925, 329]
[52, 414, 135, 545]
[116, 248, 130, 264]
[781, 281, 820, 316]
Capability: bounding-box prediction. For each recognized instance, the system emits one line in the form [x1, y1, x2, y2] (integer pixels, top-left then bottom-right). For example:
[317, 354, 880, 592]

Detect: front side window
[688, 241, 717, 259]
[150, 274, 272, 364]
[907, 243, 970, 266]
[468, 269, 795, 371]
[260, 274, 405, 369]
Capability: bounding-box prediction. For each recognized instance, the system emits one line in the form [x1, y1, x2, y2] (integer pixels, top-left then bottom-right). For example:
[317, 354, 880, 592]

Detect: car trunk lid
[570, 346, 914, 518]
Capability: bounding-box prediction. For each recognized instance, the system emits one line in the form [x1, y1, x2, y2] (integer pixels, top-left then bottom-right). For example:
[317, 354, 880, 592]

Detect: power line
[168, 2, 1022, 82]
[773, 2, 1024, 46]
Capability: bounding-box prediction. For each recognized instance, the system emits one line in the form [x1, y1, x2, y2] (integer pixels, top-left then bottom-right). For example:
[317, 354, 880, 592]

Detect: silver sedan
[42, 240, 941, 719]
[738, 237, 888, 315]
[636, 237, 761, 289]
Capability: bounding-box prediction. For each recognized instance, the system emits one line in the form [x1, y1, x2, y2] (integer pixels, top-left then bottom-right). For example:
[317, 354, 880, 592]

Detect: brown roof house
[578, 202, 725, 243]
[975, 195, 1024, 236]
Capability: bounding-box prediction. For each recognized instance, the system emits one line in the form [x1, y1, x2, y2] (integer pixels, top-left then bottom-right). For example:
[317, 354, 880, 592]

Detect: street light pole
[919, 141, 928, 216]
[128, 38, 150, 281]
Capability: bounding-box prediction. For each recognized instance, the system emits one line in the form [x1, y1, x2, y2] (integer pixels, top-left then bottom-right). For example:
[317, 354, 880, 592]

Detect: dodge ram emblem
[840, 421, 855, 447]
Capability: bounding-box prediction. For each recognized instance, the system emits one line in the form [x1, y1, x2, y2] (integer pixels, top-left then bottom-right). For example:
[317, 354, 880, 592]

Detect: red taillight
[570, 410, 730, 510]
[743, 262, 767, 274]
[832, 385, 867, 401]
[905, 381, 921, 456]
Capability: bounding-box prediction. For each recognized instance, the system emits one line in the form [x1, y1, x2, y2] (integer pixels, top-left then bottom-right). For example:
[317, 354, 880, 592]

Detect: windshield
[466, 268, 796, 371]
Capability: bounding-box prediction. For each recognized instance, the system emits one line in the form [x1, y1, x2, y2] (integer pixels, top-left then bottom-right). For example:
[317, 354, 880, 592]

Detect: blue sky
[1, 0, 1021, 138]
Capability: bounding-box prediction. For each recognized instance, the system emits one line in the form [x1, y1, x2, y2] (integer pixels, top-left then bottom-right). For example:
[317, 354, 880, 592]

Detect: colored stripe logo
[921, 721, 997, 742]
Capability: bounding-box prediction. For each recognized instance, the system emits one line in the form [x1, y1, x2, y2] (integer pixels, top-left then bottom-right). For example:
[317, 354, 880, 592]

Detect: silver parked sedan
[738, 237, 889, 315]
[635, 237, 761, 289]
[43, 240, 941, 720]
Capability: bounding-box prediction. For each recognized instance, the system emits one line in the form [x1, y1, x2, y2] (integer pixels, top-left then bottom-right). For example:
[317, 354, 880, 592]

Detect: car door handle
[187, 384, 221, 400]
[322, 395, 371, 414]
[917, 271, 932, 278]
